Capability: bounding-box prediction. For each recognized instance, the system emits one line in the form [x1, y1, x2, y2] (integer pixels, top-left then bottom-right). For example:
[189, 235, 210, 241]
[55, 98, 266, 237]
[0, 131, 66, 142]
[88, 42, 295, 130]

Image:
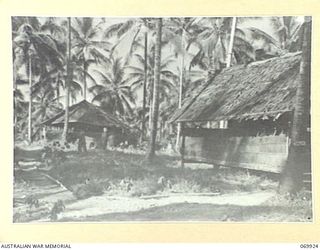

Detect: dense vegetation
[13, 16, 310, 193]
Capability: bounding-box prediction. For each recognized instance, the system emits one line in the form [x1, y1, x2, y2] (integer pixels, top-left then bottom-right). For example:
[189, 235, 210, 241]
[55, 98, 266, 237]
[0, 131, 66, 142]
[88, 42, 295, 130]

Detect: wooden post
[180, 123, 185, 169]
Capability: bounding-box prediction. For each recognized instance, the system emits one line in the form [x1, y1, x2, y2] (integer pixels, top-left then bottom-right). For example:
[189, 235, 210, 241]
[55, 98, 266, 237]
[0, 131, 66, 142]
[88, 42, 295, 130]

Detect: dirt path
[39, 190, 275, 222]
[15, 168, 276, 222]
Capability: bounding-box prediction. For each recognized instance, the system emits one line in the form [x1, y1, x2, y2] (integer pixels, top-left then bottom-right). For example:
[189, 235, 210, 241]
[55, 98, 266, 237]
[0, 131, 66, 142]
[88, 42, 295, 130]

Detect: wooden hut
[42, 100, 134, 147]
[170, 52, 311, 173]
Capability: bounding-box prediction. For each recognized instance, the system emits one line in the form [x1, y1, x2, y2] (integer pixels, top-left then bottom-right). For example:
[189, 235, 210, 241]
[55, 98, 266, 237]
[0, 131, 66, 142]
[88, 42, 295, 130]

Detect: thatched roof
[170, 52, 302, 123]
[42, 100, 130, 130]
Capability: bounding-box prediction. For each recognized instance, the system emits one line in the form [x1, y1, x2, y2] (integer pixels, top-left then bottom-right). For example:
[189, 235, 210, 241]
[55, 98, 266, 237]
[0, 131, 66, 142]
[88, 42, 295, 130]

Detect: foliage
[89, 56, 135, 116]
[249, 16, 304, 54]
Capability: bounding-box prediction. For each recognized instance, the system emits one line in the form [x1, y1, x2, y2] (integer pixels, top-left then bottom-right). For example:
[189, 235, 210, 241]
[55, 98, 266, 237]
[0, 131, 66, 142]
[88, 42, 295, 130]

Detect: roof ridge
[249, 51, 302, 67]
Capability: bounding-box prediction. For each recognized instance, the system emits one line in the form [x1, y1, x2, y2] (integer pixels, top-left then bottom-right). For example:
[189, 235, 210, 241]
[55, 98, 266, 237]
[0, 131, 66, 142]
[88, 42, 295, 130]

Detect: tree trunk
[141, 31, 148, 142]
[56, 84, 60, 102]
[175, 28, 185, 149]
[147, 18, 162, 161]
[280, 16, 311, 194]
[13, 61, 17, 130]
[62, 17, 72, 141]
[83, 59, 87, 101]
[27, 56, 33, 144]
[226, 17, 237, 68]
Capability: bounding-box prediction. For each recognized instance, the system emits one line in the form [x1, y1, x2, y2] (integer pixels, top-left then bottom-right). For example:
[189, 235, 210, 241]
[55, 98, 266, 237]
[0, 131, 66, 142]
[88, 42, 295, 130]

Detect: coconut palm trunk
[62, 17, 71, 141]
[280, 16, 312, 194]
[226, 17, 237, 68]
[175, 29, 185, 149]
[27, 56, 33, 143]
[147, 18, 162, 160]
[83, 59, 87, 101]
[141, 31, 148, 141]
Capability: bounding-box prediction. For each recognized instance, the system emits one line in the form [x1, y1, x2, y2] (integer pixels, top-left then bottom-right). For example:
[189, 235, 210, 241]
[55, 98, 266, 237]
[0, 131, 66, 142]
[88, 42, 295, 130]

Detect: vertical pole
[226, 17, 237, 68]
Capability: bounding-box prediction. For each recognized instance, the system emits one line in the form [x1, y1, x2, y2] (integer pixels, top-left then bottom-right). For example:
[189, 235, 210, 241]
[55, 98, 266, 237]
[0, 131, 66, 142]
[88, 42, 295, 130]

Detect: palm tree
[162, 17, 201, 147]
[249, 16, 304, 55]
[32, 85, 63, 125]
[226, 17, 237, 67]
[147, 18, 162, 160]
[104, 18, 154, 137]
[62, 17, 72, 141]
[89, 56, 135, 116]
[191, 17, 255, 73]
[163, 18, 200, 105]
[128, 50, 178, 134]
[12, 17, 41, 33]
[13, 20, 64, 143]
[71, 17, 111, 101]
[41, 17, 66, 41]
[280, 16, 311, 194]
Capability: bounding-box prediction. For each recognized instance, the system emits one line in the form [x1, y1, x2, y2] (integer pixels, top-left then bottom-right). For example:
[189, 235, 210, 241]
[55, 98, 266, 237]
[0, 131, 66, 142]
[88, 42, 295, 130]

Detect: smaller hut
[170, 52, 311, 173]
[42, 100, 133, 148]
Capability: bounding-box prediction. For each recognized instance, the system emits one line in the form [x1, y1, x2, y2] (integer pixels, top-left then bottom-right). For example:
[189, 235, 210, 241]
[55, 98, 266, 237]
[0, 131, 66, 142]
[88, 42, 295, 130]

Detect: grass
[46, 150, 279, 199]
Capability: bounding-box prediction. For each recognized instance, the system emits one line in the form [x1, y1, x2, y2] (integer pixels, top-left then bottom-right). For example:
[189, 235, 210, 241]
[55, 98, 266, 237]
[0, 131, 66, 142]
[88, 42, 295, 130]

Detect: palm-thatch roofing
[170, 52, 302, 123]
[42, 100, 130, 130]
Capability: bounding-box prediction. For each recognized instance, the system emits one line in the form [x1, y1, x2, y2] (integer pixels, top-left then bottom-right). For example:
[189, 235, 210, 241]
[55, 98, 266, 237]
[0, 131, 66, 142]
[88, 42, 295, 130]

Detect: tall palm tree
[147, 18, 162, 160]
[226, 17, 237, 67]
[62, 17, 72, 141]
[162, 17, 201, 147]
[13, 20, 64, 143]
[104, 18, 154, 137]
[280, 16, 311, 194]
[71, 17, 111, 101]
[89, 56, 135, 116]
[191, 17, 255, 73]
[128, 51, 178, 136]
[163, 18, 200, 106]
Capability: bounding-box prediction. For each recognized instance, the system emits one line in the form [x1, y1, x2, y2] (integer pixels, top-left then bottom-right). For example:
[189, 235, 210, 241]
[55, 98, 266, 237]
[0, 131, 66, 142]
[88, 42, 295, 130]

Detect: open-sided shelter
[42, 100, 134, 147]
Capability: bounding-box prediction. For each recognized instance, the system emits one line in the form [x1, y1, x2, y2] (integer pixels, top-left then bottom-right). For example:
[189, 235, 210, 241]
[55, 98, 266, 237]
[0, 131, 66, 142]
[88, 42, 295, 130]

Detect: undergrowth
[46, 150, 278, 199]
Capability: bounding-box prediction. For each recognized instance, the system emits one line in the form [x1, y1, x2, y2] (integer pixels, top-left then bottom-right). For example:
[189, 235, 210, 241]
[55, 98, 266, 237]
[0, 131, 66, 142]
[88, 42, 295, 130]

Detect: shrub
[72, 181, 104, 200]
[171, 178, 202, 193]
[129, 177, 162, 197]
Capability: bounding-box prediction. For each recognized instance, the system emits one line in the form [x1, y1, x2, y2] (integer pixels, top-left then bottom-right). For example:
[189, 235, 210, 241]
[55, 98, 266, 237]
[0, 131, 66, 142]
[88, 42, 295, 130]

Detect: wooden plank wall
[184, 128, 289, 173]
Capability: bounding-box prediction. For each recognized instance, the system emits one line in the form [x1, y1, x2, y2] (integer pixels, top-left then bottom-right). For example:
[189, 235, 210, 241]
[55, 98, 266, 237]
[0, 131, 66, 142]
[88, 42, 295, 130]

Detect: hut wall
[183, 128, 289, 173]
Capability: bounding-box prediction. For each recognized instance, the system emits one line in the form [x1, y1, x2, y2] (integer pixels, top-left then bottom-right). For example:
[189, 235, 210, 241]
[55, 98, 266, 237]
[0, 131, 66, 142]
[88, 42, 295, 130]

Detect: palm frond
[103, 23, 124, 38]
[248, 27, 280, 48]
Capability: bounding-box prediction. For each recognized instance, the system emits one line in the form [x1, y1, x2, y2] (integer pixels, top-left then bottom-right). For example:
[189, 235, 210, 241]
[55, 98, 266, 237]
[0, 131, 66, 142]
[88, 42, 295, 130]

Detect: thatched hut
[170, 52, 311, 173]
[42, 100, 135, 147]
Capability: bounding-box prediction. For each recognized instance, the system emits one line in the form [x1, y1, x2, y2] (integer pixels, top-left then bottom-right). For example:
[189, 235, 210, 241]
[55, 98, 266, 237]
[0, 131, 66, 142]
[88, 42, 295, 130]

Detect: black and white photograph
[12, 16, 312, 223]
